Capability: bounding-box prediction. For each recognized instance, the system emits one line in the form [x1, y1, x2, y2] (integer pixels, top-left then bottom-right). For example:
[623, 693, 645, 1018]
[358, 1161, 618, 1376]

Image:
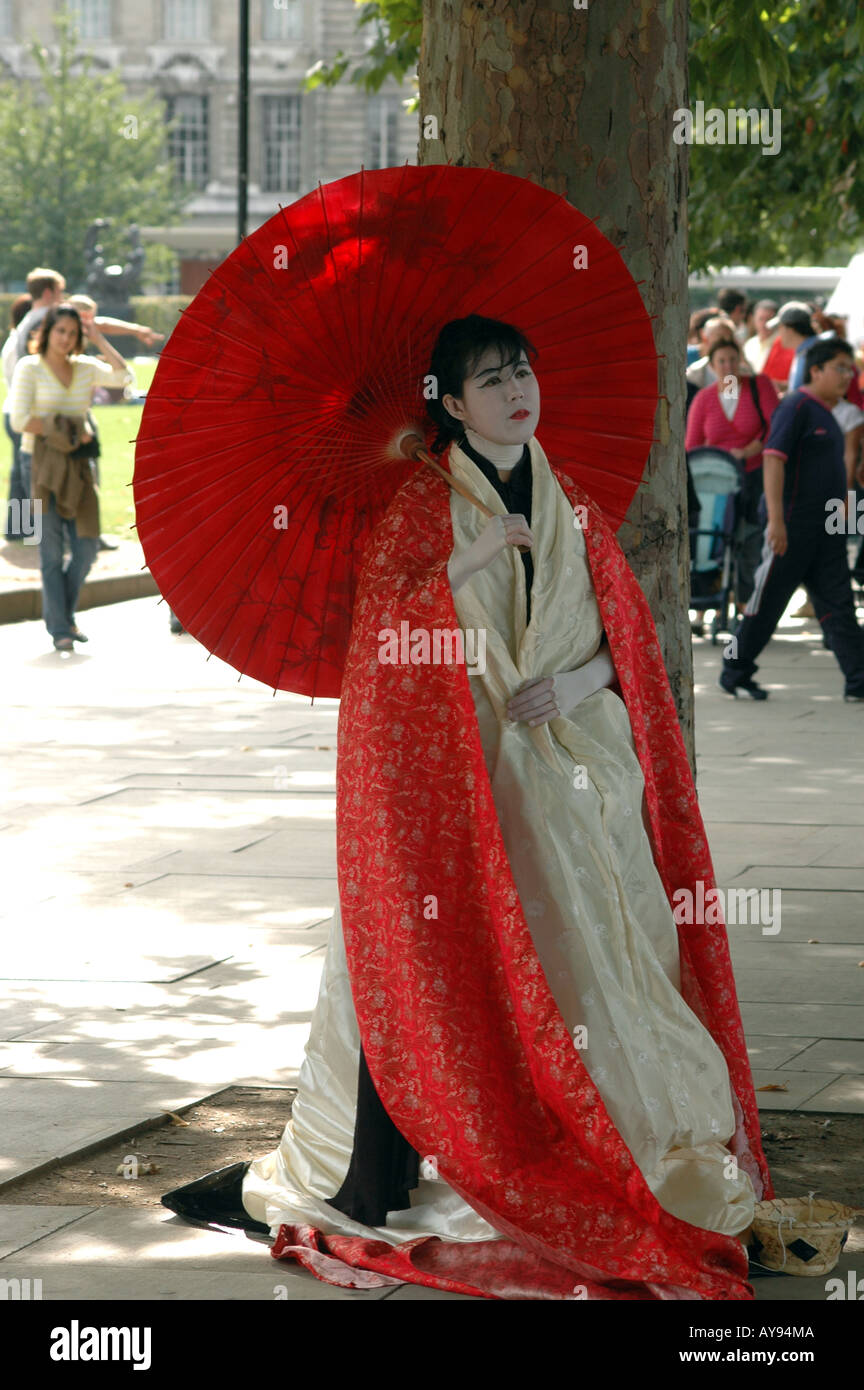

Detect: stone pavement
[0, 535, 157, 623]
[1, 591, 862, 1302]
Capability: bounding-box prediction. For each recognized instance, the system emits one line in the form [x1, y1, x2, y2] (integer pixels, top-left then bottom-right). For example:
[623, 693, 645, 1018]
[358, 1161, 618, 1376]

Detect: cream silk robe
[242, 438, 755, 1242]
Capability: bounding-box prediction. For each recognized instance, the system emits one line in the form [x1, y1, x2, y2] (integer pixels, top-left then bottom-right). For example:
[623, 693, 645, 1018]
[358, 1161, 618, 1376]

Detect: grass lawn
[1, 356, 160, 536]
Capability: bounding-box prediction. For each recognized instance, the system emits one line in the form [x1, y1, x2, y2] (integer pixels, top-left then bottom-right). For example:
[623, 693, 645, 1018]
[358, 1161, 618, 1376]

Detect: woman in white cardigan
[8, 304, 131, 651]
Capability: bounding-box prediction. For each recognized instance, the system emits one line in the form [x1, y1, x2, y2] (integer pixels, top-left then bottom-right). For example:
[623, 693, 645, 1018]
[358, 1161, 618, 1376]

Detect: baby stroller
[687, 446, 741, 645]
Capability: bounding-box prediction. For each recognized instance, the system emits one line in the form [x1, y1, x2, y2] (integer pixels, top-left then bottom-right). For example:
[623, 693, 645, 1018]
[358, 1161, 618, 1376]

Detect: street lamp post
[238, 0, 249, 243]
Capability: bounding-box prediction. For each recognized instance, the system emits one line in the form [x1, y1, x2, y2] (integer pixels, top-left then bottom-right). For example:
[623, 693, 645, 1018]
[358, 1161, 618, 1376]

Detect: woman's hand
[507, 675, 561, 726]
[765, 517, 787, 556]
[448, 513, 534, 593]
[507, 646, 617, 726]
[137, 326, 165, 347]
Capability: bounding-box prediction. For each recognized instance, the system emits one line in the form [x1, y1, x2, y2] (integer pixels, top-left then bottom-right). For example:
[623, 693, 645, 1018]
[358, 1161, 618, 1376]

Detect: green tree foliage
[305, 2, 422, 96]
[306, 0, 864, 270]
[688, 0, 864, 268]
[0, 11, 187, 287]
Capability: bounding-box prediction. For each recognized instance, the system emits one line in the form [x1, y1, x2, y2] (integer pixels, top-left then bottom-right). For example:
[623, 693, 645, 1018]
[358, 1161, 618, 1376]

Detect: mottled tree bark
[418, 0, 694, 765]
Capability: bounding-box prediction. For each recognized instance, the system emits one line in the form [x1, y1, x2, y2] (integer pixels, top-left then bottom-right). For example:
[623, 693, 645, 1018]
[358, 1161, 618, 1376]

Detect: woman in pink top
[685, 338, 780, 610]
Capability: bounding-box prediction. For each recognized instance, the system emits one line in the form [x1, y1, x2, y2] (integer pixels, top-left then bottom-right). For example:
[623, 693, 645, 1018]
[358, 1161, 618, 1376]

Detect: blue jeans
[34, 475, 100, 641]
[4, 413, 25, 539]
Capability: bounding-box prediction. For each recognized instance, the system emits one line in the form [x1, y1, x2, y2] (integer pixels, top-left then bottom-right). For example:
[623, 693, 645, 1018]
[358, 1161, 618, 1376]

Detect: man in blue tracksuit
[720, 337, 864, 702]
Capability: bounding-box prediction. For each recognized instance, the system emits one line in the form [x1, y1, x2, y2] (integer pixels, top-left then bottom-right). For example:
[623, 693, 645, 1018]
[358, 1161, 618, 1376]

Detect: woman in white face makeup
[164, 314, 770, 1302]
[436, 322, 618, 727]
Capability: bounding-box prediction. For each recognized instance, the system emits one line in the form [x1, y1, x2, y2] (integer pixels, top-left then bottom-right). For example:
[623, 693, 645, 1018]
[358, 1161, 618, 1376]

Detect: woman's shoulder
[387, 459, 451, 515]
[10, 354, 43, 387]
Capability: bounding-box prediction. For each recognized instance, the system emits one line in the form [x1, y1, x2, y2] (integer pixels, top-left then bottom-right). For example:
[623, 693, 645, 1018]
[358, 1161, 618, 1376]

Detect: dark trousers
[327, 1044, 419, 1226]
[724, 526, 864, 693]
[732, 467, 764, 606]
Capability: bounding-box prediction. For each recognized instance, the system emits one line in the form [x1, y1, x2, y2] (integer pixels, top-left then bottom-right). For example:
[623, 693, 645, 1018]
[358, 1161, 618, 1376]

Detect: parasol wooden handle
[397, 431, 531, 554]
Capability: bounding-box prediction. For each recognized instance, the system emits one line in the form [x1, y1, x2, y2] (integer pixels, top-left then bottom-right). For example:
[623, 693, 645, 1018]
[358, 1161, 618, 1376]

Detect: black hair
[717, 288, 746, 315]
[688, 306, 719, 339]
[803, 336, 855, 382]
[706, 337, 740, 361]
[35, 303, 84, 356]
[425, 314, 538, 455]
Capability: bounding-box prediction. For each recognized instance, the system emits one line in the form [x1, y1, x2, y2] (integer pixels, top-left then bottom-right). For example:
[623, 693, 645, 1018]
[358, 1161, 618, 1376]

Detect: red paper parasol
[133, 163, 658, 698]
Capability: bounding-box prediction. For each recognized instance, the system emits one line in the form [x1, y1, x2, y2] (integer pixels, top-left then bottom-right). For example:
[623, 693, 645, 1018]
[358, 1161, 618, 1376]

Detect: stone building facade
[0, 0, 418, 291]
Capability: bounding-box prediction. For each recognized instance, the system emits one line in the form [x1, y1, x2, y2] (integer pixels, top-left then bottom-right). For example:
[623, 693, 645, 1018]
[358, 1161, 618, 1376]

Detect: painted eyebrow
[472, 358, 530, 379]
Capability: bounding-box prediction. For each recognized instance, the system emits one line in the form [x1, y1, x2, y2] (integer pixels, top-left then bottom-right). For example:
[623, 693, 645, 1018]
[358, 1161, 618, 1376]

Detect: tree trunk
[418, 0, 694, 766]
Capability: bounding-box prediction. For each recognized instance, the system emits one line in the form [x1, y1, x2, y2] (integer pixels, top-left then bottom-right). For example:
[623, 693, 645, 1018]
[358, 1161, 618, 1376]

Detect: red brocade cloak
[312, 459, 772, 1301]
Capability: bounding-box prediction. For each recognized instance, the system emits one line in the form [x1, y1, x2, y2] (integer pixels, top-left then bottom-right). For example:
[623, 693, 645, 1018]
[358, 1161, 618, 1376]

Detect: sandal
[69, 626, 88, 642]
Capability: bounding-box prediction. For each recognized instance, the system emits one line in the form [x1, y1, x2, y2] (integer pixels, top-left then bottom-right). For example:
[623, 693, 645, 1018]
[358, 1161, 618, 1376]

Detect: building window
[365, 95, 400, 169]
[163, 0, 209, 42]
[165, 94, 209, 189]
[261, 0, 303, 41]
[260, 95, 302, 192]
[67, 0, 111, 39]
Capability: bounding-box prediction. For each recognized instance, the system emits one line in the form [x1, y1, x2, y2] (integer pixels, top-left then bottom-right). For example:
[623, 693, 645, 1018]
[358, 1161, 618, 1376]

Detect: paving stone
[798, 1075, 864, 1113]
[0, 1003, 65, 1042]
[736, 969, 864, 1007]
[751, 1070, 837, 1109]
[741, 1003, 864, 1040]
[0, 1264, 391, 1300]
[701, 800, 864, 827]
[745, 1037, 819, 1070]
[725, 892, 864, 942]
[0, 1078, 214, 1186]
[5, 1206, 287, 1274]
[705, 823, 847, 867]
[778, 1039, 864, 1074]
[0, 1025, 305, 1088]
[729, 942, 864, 969]
[727, 868, 864, 891]
[381, 1283, 482, 1300]
[750, 1249, 860, 1302]
[0, 1205, 97, 1259]
[141, 837, 337, 878]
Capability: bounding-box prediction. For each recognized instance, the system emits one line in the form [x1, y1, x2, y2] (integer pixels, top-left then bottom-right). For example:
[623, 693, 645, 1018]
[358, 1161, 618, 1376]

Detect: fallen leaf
[807, 938, 819, 944]
[124, 882, 134, 888]
[756, 1082, 789, 1092]
[162, 1111, 190, 1127]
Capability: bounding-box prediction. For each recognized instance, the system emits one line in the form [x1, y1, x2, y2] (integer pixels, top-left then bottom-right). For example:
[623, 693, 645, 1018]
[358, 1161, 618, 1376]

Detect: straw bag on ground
[749, 1196, 863, 1276]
